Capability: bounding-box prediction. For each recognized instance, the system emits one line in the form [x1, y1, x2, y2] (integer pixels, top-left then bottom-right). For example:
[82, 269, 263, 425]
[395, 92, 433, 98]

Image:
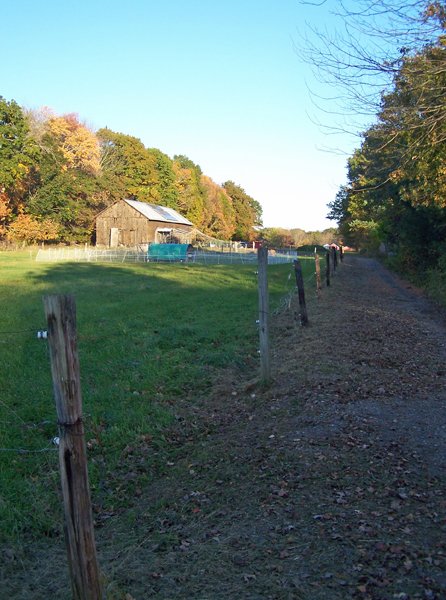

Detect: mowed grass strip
[0, 251, 320, 542]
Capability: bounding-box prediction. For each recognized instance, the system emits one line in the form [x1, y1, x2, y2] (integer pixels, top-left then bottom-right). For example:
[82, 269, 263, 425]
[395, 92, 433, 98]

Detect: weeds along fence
[35, 246, 298, 265]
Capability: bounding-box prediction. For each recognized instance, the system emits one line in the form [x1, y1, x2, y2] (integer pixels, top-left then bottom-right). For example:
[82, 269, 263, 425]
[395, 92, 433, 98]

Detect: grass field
[0, 251, 321, 543]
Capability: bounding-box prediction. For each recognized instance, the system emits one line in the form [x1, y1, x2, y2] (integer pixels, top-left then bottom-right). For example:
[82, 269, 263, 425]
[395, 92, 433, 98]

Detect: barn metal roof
[125, 199, 193, 226]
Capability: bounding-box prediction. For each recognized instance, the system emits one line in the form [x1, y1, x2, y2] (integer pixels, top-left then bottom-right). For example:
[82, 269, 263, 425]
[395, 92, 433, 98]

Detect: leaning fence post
[257, 246, 271, 383]
[326, 251, 331, 287]
[293, 259, 309, 326]
[314, 253, 321, 297]
[43, 294, 102, 600]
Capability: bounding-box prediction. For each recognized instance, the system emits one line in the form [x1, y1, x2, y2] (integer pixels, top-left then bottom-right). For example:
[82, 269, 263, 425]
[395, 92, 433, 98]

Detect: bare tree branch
[297, 0, 445, 139]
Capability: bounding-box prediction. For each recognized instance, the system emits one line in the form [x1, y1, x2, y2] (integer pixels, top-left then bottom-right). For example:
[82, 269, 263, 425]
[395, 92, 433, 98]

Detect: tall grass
[0, 252, 319, 542]
[384, 251, 446, 308]
[425, 257, 446, 308]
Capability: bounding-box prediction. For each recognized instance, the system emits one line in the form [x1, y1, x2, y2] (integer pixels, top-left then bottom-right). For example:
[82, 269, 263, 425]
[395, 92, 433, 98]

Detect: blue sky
[2, 0, 364, 231]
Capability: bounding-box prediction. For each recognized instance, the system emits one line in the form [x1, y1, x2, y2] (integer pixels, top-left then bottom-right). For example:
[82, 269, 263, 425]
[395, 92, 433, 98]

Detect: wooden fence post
[43, 294, 102, 600]
[332, 246, 337, 273]
[314, 253, 321, 297]
[339, 244, 344, 262]
[326, 251, 331, 287]
[293, 259, 309, 326]
[257, 246, 271, 383]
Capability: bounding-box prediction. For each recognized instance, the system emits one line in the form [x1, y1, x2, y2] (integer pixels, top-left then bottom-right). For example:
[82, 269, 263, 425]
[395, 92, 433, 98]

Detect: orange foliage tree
[200, 176, 236, 240]
[6, 213, 59, 243]
[0, 192, 12, 237]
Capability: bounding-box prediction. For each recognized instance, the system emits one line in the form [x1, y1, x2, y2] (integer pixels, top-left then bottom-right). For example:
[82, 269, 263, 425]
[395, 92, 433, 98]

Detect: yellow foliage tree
[6, 213, 60, 243]
[48, 114, 101, 174]
[200, 176, 236, 240]
[172, 161, 206, 228]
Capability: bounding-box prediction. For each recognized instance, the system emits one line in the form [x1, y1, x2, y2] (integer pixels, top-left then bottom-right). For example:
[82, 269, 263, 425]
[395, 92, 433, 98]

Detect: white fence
[35, 247, 147, 263]
[189, 252, 295, 265]
[35, 247, 297, 265]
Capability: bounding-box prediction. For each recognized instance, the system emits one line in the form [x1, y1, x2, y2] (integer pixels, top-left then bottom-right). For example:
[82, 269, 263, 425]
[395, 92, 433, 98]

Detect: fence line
[35, 247, 299, 265]
[36, 247, 148, 263]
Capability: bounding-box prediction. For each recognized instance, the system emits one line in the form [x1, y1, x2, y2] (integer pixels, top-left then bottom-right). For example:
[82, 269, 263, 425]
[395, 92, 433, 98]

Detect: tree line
[260, 226, 338, 249]
[320, 1, 446, 283]
[0, 99, 264, 244]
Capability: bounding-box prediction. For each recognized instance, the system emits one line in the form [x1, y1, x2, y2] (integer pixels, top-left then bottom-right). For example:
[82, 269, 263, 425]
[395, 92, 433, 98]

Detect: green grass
[383, 253, 446, 308]
[426, 272, 446, 307]
[0, 251, 320, 542]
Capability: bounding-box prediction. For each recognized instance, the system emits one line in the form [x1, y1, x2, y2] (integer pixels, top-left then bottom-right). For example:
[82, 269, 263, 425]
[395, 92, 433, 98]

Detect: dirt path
[3, 256, 446, 599]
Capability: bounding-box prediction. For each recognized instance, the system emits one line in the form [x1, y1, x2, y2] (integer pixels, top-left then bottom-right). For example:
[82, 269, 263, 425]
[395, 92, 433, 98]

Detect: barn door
[110, 228, 119, 247]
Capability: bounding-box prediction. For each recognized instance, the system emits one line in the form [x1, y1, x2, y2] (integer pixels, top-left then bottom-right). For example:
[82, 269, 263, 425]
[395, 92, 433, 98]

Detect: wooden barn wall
[96, 201, 192, 247]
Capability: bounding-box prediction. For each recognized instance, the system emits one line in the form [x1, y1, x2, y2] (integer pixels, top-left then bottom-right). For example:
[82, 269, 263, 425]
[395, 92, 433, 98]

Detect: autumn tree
[222, 181, 263, 240]
[173, 155, 207, 227]
[0, 96, 264, 244]
[20, 113, 121, 242]
[147, 148, 179, 206]
[200, 176, 236, 239]
[262, 228, 294, 248]
[47, 113, 101, 174]
[98, 128, 166, 203]
[6, 213, 59, 244]
[0, 192, 12, 237]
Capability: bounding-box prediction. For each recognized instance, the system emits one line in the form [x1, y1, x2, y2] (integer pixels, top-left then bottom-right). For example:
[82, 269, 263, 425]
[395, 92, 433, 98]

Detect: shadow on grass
[1, 259, 265, 542]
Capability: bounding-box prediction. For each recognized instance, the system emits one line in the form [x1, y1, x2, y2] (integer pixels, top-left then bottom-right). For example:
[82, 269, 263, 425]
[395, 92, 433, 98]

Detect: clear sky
[1, 0, 363, 231]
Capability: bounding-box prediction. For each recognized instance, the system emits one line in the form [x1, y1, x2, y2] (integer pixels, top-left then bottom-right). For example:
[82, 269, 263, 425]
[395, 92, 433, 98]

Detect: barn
[95, 199, 194, 247]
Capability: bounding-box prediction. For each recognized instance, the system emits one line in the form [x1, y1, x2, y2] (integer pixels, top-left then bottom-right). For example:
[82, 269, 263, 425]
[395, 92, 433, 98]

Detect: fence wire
[35, 247, 297, 265]
[269, 259, 320, 317]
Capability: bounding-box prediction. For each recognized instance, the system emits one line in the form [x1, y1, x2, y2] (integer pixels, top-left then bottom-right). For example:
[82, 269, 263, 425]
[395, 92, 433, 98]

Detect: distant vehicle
[323, 243, 340, 251]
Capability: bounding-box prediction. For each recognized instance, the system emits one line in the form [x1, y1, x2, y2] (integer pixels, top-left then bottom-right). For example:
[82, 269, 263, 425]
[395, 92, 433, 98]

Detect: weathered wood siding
[96, 201, 188, 247]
